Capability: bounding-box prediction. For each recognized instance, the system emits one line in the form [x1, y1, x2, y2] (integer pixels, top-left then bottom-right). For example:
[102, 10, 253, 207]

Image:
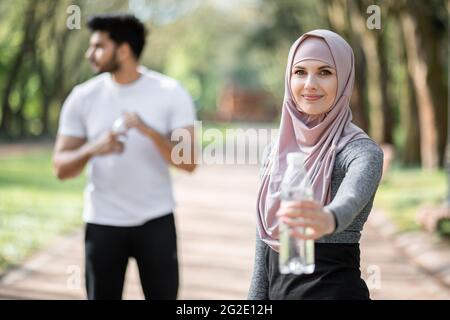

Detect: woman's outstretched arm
[325, 139, 384, 233]
[247, 231, 269, 300]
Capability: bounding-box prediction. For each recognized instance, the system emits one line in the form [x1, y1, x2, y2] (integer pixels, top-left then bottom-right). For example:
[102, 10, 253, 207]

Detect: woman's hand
[276, 200, 336, 240]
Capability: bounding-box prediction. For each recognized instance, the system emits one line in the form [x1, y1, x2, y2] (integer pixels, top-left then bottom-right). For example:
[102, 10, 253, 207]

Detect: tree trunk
[0, 2, 37, 137]
[36, 0, 59, 136]
[352, 44, 369, 133]
[401, 12, 439, 169]
[327, 0, 369, 133]
[447, 0, 450, 203]
[394, 14, 421, 166]
[17, 76, 28, 139]
[348, 1, 394, 144]
[413, 2, 448, 167]
[352, 20, 381, 142]
[402, 74, 422, 166]
[376, 31, 394, 144]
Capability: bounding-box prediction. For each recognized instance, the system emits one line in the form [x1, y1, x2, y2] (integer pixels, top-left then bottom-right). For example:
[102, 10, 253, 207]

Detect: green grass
[374, 166, 447, 232]
[0, 149, 85, 274]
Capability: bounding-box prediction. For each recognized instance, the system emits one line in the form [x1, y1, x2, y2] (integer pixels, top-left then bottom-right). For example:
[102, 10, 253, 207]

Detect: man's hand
[88, 131, 124, 156]
[120, 111, 197, 173]
[122, 112, 146, 133]
[53, 131, 124, 180]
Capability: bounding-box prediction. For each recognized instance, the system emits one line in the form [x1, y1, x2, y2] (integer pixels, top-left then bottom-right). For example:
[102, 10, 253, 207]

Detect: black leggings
[84, 213, 178, 300]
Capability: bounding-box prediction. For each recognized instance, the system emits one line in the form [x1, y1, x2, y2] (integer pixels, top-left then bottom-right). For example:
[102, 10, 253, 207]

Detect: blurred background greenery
[0, 0, 447, 169]
[0, 151, 84, 272]
[0, 0, 448, 274]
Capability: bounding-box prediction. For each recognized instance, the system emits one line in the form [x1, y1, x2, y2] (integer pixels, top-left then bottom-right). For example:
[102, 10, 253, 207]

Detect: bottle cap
[112, 117, 128, 135]
[286, 152, 306, 167]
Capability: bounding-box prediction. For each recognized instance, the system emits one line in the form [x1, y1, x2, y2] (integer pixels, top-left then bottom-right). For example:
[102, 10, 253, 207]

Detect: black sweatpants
[84, 213, 178, 300]
[266, 243, 370, 300]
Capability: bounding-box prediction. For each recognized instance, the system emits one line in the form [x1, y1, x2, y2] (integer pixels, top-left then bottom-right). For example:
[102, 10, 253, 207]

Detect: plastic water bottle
[111, 116, 128, 143]
[279, 152, 315, 275]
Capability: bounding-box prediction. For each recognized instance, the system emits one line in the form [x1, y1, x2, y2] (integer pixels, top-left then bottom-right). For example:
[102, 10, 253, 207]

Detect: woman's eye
[320, 70, 332, 76]
[295, 70, 306, 76]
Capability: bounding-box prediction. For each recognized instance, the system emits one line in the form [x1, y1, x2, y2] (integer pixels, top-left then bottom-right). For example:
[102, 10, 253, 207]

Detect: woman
[248, 29, 384, 300]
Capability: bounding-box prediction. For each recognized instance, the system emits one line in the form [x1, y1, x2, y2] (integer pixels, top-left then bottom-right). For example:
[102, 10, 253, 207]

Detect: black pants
[84, 213, 178, 300]
[266, 243, 370, 300]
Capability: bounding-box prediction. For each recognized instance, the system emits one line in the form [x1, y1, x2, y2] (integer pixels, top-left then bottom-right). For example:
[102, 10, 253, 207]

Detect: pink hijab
[257, 29, 370, 251]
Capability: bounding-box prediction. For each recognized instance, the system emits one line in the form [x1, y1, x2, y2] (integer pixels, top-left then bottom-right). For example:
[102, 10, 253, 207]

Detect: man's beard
[92, 49, 120, 74]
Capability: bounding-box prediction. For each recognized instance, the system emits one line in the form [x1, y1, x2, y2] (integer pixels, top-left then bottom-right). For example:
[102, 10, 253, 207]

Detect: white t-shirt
[58, 67, 196, 226]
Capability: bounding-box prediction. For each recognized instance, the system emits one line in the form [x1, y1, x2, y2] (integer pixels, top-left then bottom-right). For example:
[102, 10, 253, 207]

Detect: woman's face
[290, 59, 337, 115]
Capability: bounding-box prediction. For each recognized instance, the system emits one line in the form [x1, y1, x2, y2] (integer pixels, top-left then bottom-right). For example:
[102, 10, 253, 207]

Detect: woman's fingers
[280, 215, 325, 240]
[280, 216, 318, 228]
[277, 201, 334, 240]
[277, 207, 318, 219]
[281, 200, 321, 209]
[276, 201, 330, 240]
[290, 227, 318, 240]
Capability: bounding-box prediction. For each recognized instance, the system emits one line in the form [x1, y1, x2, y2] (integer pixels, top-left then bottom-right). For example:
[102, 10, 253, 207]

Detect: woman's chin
[297, 106, 326, 116]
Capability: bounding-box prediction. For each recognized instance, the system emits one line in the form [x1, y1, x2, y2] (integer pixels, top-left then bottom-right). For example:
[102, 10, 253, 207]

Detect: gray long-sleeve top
[248, 138, 384, 300]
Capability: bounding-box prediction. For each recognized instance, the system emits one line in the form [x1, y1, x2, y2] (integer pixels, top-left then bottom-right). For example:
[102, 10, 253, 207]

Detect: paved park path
[0, 151, 449, 299]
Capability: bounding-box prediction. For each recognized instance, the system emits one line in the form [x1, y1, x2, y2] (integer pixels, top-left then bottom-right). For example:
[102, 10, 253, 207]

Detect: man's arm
[122, 112, 197, 173]
[53, 132, 124, 180]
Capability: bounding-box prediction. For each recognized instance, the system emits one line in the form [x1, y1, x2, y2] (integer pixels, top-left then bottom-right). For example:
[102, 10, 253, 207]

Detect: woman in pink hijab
[248, 30, 384, 300]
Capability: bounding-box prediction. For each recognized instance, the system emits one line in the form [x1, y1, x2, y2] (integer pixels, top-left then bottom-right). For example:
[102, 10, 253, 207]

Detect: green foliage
[0, 0, 447, 170]
[438, 219, 450, 236]
[375, 167, 447, 232]
[143, 4, 261, 111]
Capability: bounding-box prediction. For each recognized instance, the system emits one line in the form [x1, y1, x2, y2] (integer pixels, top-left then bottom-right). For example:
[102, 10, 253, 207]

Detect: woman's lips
[302, 94, 324, 101]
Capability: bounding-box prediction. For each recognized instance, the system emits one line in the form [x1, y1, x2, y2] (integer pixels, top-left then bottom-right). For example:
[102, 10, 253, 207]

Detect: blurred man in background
[53, 13, 197, 300]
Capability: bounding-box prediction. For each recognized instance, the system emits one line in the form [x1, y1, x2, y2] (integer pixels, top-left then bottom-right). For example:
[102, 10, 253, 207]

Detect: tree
[0, 1, 39, 137]
[400, 0, 447, 169]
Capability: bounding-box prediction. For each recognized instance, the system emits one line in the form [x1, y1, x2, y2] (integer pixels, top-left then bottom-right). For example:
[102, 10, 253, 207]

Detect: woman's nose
[304, 74, 318, 90]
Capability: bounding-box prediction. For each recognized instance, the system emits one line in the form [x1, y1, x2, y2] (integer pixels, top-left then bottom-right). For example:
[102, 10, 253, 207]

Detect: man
[53, 13, 197, 300]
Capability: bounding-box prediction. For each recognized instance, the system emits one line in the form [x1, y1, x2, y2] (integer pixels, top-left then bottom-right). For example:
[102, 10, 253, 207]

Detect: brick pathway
[0, 163, 449, 299]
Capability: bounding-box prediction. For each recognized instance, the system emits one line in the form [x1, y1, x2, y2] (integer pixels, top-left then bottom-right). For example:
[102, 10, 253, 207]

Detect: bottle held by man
[112, 116, 128, 143]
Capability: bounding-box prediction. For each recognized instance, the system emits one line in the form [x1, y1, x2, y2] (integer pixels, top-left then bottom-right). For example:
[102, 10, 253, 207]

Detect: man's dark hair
[87, 13, 147, 59]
